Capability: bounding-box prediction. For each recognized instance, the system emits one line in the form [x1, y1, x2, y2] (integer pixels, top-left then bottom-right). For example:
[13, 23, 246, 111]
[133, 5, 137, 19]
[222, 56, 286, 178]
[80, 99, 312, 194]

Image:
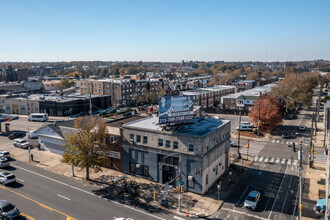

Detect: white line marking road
[254, 156, 258, 161]
[268, 166, 288, 219]
[16, 178, 24, 182]
[173, 216, 185, 220]
[287, 160, 291, 165]
[264, 158, 269, 163]
[281, 174, 294, 214]
[281, 159, 286, 164]
[259, 157, 264, 162]
[57, 194, 71, 201]
[222, 207, 267, 220]
[235, 186, 249, 206]
[270, 158, 275, 163]
[293, 160, 298, 166]
[12, 164, 166, 220]
[276, 158, 280, 163]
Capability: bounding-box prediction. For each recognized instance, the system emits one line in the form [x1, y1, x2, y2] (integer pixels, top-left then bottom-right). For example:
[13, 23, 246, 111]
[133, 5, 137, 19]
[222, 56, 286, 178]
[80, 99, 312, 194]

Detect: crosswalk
[312, 153, 326, 163]
[239, 142, 265, 157]
[271, 139, 301, 146]
[253, 155, 299, 166]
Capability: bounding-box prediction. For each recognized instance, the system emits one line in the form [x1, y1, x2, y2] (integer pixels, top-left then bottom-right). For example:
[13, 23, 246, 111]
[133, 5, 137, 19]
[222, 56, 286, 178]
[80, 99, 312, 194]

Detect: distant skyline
[1, 0, 329, 62]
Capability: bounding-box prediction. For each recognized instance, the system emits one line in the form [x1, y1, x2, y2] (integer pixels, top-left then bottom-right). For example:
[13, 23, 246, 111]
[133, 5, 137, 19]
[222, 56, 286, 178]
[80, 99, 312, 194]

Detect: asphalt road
[0, 159, 178, 220]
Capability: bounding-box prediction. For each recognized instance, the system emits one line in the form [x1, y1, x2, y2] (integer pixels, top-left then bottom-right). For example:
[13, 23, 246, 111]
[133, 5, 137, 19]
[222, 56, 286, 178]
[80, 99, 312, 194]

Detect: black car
[282, 132, 290, 139]
[8, 131, 26, 140]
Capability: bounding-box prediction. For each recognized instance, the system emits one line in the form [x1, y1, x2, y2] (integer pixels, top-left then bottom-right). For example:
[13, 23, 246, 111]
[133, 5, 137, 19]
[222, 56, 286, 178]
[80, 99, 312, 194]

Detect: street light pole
[237, 111, 241, 157]
[299, 141, 303, 220]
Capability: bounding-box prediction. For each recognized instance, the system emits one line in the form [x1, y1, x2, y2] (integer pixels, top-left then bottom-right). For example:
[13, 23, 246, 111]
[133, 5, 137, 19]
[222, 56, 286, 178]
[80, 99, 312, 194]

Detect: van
[28, 113, 49, 122]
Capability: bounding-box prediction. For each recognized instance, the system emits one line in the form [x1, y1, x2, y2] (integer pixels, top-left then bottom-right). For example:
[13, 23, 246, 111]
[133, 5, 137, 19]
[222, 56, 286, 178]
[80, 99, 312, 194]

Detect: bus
[28, 113, 49, 122]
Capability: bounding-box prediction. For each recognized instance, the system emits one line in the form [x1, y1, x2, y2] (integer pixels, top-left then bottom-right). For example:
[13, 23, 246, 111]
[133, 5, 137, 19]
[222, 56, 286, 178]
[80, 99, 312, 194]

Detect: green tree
[61, 116, 109, 180]
[58, 78, 75, 90]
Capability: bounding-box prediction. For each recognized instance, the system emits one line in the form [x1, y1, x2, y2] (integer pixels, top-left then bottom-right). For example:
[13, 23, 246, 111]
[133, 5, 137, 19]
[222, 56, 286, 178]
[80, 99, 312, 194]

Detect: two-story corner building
[122, 116, 231, 195]
[104, 115, 145, 172]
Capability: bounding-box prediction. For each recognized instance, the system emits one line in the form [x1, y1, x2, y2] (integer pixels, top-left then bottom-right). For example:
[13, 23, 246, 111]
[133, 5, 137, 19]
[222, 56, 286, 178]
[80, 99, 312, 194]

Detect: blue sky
[0, 0, 329, 62]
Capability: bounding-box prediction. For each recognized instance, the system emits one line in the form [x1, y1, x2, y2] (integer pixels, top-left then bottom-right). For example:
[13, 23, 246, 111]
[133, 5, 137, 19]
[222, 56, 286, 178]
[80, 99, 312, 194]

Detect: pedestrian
[30, 154, 33, 162]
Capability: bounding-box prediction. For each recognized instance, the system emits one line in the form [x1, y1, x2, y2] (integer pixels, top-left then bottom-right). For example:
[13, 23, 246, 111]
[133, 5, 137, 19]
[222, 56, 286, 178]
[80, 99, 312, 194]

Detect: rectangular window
[206, 174, 209, 185]
[110, 136, 117, 144]
[188, 144, 194, 152]
[136, 135, 141, 143]
[173, 141, 178, 149]
[142, 165, 149, 177]
[143, 136, 148, 144]
[158, 154, 164, 163]
[166, 140, 171, 148]
[129, 162, 136, 173]
[158, 138, 163, 147]
[130, 134, 134, 141]
[173, 157, 179, 166]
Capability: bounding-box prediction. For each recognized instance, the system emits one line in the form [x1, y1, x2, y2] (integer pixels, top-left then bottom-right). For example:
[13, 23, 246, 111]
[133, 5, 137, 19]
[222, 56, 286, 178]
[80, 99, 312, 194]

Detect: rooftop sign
[158, 95, 194, 125]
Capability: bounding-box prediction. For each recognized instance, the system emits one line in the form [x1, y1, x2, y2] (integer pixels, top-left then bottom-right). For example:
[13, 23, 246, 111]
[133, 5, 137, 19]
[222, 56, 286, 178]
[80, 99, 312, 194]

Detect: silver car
[0, 158, 10, 168]
[0, 151, 10, 159]
[0, 172, 16, 185]
[13, 138, 30, 149]
[244, 190, 261, 210]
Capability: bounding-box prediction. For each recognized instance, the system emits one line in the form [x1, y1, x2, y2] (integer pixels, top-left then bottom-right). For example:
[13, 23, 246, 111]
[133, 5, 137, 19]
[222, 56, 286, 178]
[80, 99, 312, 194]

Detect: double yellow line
[0, 185, 77, 220]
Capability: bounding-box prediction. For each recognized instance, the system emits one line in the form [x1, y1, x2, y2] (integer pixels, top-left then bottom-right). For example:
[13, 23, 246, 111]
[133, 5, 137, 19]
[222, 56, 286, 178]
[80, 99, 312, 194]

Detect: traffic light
[300, 204, 302, 210]
[176, 187, 179, 192]
[245, 143, 250, 148]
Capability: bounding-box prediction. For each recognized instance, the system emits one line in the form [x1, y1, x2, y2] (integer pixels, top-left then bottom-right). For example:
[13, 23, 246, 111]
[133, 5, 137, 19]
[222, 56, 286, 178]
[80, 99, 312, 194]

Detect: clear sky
[0, 0, 329, 62]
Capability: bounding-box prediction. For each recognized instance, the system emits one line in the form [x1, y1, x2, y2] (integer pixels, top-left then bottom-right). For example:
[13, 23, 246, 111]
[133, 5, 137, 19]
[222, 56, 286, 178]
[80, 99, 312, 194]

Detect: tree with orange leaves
[249, 94, 282, 131]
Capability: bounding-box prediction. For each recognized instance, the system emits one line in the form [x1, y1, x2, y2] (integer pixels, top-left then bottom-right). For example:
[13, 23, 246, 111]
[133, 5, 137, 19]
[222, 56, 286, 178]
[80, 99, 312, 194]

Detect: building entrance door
[162, 165, 175, 185]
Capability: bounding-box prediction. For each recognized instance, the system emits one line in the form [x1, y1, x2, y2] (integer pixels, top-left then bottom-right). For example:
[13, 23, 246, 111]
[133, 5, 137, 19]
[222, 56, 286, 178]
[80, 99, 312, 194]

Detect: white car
[0, 172, 16, 185]
[236, 125, 253, 131]
[13, 138, 30, 149]
[244, 190, 261, 210]
[0, 158, 10, 168]
[0, 151, 10, 159]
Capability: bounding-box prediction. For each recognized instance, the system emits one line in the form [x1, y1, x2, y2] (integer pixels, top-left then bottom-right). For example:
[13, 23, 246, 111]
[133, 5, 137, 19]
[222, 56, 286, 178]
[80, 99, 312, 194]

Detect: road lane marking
[57, 194, 71, 200]
[21, 212, 35, 220]
[173, 216, 185, 220]
[12, 164, 166, 220]
[268, 166, 288, 219]
[287, 160, 291, 165]
[258, 157, 264, 162]
[281, 159, 286, 164]
[264, 158, 269, 163]
[16, 178, 25, 182]
[275, 158, 280, 163]
[221, 207, 267, 220]
[281, 174, 294, 214]
[254, 156, 258, 161]
[293, 160, 298, 166]
[235, 186, 249, 206]
[0, 185, 77, 220]
[276, 140, 280, 143]
[270, 158, 274, 163]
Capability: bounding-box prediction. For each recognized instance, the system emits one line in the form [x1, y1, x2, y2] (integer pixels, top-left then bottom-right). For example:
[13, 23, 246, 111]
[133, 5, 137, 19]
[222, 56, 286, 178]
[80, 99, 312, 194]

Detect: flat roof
[107, 115, 145, 128]
[124, 116, 229, 137]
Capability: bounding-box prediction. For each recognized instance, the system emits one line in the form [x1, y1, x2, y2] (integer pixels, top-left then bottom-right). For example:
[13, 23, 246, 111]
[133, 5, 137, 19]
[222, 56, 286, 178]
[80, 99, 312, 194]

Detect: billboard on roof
[158, 95, 194, 125]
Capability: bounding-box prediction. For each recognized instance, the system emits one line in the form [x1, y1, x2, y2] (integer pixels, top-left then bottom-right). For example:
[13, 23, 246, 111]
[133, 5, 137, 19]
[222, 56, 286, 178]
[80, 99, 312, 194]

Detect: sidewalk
[301, 113, 326, 220]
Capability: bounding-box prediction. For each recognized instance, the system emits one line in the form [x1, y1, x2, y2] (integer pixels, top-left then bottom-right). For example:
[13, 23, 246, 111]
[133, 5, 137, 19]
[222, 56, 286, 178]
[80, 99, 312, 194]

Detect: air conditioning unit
[188, 175, 194, 181]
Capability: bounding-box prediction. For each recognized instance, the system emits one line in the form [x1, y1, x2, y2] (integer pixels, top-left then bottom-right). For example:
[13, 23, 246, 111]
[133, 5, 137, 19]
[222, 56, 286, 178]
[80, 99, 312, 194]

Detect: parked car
[13, 139, 30, 149]
[0, 172, 16, 185]
[28, 113, 49, 122]
[230, 141, 238, 147]
[236, 125, 253, 131]
[282, 132, 290, 139]
[313, 198, 326, 216]
[0, 151, 10, 159]
[0, 158, 10, 168]
[244, 190, 261, 210]
[0, 200, 20, 219]
[8, 131, 26, 140]
[299, 125, 306, 131]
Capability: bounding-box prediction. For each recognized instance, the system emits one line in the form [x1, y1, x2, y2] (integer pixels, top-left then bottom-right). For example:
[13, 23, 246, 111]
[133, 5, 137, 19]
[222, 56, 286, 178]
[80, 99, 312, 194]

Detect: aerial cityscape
[1, 0, 330, 220]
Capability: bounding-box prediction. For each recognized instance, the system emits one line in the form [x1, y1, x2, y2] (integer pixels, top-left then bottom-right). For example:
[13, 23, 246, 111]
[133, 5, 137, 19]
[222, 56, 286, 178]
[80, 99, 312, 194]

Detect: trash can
[4, 123, 10, 134]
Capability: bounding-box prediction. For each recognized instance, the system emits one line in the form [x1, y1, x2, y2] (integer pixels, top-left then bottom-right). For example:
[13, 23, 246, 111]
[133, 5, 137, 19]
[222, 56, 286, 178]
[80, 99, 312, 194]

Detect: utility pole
[237, 111, 241, 157]
[316, 78, 323, 131]
[310, 113, 314, 167]
[299, 141, 303, 220]
[89, 82, 93, 116]
[258, 103, 261, 138]
[178, 153, 182, 212]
